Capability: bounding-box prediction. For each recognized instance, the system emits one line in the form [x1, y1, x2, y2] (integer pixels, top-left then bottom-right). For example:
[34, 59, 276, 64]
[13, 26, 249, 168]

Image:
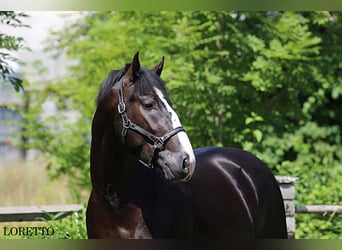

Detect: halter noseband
[117, 78, 185, 168]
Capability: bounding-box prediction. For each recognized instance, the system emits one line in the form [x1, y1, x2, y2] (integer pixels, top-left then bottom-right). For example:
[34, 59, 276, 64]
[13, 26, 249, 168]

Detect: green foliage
[296, 214, 342, 239]
[20, 11, 342, 238]
[0, 11, 29, 91]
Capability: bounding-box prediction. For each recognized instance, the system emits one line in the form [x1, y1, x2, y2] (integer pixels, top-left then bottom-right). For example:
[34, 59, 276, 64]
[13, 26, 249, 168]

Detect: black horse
[86, 53, 287, 239]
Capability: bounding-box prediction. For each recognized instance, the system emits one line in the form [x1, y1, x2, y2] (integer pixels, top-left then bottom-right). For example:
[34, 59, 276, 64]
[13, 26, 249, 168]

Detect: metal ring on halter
[118, 102, 126, 114]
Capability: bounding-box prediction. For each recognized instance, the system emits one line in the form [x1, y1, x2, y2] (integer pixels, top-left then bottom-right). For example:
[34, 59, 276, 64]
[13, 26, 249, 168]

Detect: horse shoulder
[86, 191, 152, 239]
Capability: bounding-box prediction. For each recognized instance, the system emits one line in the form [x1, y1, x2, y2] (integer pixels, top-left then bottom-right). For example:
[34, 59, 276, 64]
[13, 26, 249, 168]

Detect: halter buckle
[154, 137, 164, 150]
[118, 102, 126, 114]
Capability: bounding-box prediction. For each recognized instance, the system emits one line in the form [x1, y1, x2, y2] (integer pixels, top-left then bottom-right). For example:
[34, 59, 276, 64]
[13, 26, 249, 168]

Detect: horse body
[87, 146, 287, 239]
[86, 53, 287, 239]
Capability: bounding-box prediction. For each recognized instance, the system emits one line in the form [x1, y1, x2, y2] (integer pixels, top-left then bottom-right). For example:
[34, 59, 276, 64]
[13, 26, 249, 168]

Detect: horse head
[105, 52, 195, 182]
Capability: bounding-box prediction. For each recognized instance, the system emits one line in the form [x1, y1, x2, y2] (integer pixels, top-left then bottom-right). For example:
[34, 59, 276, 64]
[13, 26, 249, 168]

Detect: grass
[0, 160, 88, 206]
[0, 160, 89, 239]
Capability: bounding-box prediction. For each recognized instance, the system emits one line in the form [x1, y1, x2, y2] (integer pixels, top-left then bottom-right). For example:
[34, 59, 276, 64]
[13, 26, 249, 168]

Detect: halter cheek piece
[117, 78, 185, 169]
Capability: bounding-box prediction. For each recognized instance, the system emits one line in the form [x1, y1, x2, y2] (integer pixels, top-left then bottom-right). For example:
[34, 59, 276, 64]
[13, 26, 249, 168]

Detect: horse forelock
[133, 69, 168, 100]
[96, 65, 169, 107]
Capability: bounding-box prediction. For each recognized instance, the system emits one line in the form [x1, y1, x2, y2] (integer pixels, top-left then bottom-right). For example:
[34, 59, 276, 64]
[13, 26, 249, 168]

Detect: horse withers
[86, 52, 287, 239]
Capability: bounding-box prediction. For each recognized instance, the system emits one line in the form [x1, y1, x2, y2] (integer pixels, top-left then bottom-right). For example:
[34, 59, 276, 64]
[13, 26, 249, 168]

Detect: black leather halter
[117, 78, 185, 168]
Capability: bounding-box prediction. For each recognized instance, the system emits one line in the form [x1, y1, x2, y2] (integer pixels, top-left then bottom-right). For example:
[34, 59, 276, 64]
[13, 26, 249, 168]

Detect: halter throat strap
[117, 79, 185, 168]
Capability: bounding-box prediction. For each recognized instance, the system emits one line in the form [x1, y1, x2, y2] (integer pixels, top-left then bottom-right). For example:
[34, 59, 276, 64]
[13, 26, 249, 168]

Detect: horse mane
[96, 64, 131, 106]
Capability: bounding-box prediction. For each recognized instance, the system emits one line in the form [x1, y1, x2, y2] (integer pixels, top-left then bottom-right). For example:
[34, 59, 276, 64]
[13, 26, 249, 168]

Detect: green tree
[20, 11, 342, 238]
[0, 11, 29, 91]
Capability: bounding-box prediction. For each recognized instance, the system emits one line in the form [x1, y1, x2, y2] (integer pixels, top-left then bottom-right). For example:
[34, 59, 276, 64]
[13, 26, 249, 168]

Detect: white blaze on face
[154, 87, 195, 166]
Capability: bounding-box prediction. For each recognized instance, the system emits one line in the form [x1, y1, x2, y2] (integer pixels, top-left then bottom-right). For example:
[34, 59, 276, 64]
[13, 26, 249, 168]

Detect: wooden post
[275, 176, 299, 239]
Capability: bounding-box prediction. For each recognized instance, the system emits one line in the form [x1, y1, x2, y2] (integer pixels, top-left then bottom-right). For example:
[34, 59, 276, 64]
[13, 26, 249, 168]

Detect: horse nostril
[182, 157, 190, 174]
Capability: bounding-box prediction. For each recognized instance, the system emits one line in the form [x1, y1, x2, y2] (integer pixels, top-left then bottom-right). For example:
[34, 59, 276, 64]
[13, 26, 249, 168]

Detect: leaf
[253, 129, 263, 142]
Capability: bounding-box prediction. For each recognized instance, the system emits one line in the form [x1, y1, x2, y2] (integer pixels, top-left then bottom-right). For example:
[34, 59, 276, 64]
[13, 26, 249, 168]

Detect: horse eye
[143, 101, 155, 110]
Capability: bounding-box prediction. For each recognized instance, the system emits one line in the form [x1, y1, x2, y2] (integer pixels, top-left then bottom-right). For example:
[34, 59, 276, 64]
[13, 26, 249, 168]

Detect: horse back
[177, 146, 287, 239]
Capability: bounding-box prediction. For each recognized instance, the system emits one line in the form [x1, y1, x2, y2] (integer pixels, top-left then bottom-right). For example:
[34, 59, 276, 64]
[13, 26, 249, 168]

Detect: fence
[0, 176, 341, 238]
[0, 204, 83, 222]
[275, 176, 342, 238]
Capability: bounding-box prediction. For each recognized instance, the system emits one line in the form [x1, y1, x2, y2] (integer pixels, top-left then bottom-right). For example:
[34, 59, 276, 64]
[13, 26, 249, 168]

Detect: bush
[24, 206, 87, 239]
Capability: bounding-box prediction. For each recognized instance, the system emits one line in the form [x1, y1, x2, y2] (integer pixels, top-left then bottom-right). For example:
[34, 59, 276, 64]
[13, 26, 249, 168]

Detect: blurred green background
[0, 11, 341, 239]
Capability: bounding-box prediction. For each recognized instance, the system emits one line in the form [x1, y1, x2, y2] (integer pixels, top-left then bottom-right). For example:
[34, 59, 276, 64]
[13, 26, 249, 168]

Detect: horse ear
[151, 56, 164, 76]
[124, 52, 140, 82]
[132, 52, 140, 81]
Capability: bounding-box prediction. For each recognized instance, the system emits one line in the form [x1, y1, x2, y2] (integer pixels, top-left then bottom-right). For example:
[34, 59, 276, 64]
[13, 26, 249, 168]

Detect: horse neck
[90, 106, 139, 197]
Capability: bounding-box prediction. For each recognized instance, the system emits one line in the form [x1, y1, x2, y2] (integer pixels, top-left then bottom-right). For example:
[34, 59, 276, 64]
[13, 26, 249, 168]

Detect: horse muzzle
[157, 150, 195, 182]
